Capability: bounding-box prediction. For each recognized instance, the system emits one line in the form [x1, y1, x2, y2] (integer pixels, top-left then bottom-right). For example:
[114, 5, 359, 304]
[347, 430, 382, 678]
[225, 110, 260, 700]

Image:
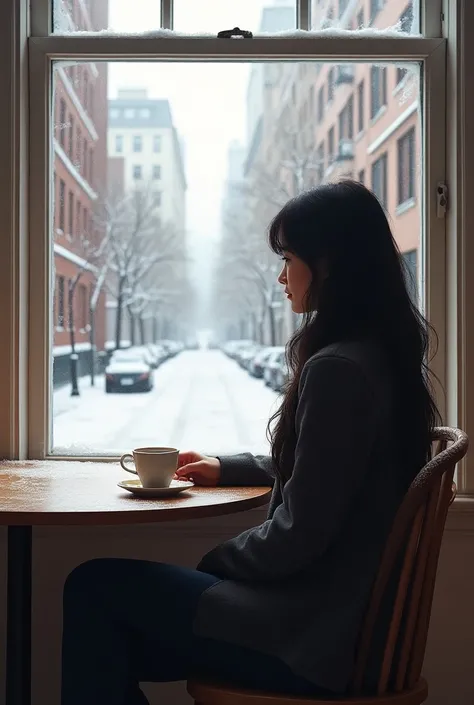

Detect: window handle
[217, 27, 253, 39]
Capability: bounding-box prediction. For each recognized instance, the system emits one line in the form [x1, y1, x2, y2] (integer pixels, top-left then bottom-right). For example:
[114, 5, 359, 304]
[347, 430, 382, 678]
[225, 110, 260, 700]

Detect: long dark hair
[267, 180, 440, 485]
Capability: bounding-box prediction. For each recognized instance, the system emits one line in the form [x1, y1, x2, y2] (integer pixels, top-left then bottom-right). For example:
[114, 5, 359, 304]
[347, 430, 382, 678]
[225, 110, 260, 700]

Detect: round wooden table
[0, 460, 271, 705]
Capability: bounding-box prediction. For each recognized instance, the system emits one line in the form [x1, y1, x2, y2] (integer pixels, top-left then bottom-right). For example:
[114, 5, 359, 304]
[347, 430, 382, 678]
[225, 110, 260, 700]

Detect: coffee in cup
[120, 447, 179, 488]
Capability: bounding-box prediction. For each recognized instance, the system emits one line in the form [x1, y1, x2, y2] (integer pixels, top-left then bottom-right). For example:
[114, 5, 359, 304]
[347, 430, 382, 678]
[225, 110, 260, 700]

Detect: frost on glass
[311, 0, 420, 35]
[50, 48, 421, 456]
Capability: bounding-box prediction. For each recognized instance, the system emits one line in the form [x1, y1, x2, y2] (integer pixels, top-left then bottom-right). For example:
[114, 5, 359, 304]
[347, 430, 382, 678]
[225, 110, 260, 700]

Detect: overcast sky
[107, 1, 288, 245]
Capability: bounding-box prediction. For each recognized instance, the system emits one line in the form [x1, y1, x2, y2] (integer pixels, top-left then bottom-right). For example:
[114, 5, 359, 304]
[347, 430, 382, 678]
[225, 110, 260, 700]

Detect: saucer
[118, 479, 194, 498]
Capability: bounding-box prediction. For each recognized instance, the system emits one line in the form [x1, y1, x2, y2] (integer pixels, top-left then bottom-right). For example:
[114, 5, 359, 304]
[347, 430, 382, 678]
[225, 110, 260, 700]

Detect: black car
[105, 355, 154, 393]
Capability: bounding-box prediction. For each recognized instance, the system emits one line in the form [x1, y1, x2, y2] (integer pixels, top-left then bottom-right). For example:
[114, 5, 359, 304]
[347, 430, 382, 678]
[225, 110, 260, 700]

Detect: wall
[0, 503, 471, 705]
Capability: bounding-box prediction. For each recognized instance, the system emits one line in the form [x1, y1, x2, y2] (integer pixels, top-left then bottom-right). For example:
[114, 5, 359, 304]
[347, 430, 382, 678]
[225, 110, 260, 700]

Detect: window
[358, 169, 365, 185]
[68, 190, 74, 238]
[357, 80, 365, 132]
[89, 147, 94, 186]
[370, 0, 385, 23]
[124, 108, 135, 118]
[397, 127, 416, 205]
[153, 191, 162, 207]
[58, 179, 65, 231]
[328, 68, 335, 102]
[402, 249, 417, 303]
[396, 66, 408, 85]
[83, 72, 88, 111]
[357, 9, 364, 28]
[328, 127, 335, 165]
[59, 98, 66, 147]
[68, 114, 74, 158]
[140, 108, 151, 118]
[152, 164, 161, 180]
[57, 276, 65, 328]
[317, 86, 324, 123]
[83, 137, 88, 177]
[133, 135, 143, 152]
[83, 206, 88, 235]
[370, 66, 387, 119]
[399, 2, 414, 33]
[27, 10, 443, 471]
[338, 0, 349, 18]
[133, 165, 143, 180]
[76, 127, 82, 169]
[115, 134, 123, 153]
[371, 153, 388, 208]
[110, 108, 120, 119]
[338, 98, 354, 141]
[317, 143, 325, 182]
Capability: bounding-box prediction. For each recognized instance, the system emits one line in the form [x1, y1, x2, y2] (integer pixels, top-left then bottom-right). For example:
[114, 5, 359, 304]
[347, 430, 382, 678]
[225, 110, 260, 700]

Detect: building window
[152, 164, 161, 180]
[83, 137, 88, 177]
[317, 143, 325, 182]
[371, 153, 388, 208]
[89, 147, 94, 186]
[68, 114, 74, 158]
[317, 86, 324, 123]
[133, 165, 143, 180]
[68, 190, 74, 238]
[358, 169, 365, 185]
[59, 98, 66, 147]
[402, 249, 417, 303]
[370, 0, 385, 23]
[328, 127, 335, 165]
[83, 72, 88, 111]
[58, 179, 65, 231]
[57, 276, 65, 328]
[397, 126, 416, 205]
[338, 98, 354, 141]
[76, 127, 82, 169]
[396, 66, 408, 85]
[83, 206, 88, 235]
[133, 135, 143, 152]
[357, 8, 364, 27]
[124, 108, 135, 118]
[153, 191, 162, 207]
[110, 108, 120, 119]
[76, 200, 81, 235]
[338, 0, 349, 18]
[370, 66, 387, 119]
[153, 135, 162, 153]
[140, 108, 151, 118]
[328, 68, 335, 102]
[358, 80, 365, 132]
[115, 134, 123, 153]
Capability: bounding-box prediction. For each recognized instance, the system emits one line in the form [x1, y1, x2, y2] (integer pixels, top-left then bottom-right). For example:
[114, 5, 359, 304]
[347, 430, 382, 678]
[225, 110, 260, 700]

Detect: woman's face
[277, 251, 313, 314]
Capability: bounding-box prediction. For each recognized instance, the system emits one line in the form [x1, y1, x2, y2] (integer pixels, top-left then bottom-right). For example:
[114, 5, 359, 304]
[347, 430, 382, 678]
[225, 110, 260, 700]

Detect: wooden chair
[188, 426, 469, 705]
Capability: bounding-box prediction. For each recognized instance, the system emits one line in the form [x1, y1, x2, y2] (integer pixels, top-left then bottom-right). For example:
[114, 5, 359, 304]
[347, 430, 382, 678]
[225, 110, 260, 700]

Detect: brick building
[52, 0, 109, 386]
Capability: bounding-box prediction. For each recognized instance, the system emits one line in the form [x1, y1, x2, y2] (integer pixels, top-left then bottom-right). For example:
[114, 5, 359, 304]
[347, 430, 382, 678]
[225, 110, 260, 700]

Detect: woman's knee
[63, 557, 128, 606]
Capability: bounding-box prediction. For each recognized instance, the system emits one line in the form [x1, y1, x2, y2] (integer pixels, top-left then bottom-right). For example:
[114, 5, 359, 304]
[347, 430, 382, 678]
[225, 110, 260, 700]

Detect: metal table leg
[6, 526, 32, 705]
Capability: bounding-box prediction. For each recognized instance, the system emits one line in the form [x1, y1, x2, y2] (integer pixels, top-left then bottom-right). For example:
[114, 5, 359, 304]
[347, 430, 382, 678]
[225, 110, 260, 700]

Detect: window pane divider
[160, 0, 173, 30]
[30, 35, 444, 61]
[297, 0, 310, 30]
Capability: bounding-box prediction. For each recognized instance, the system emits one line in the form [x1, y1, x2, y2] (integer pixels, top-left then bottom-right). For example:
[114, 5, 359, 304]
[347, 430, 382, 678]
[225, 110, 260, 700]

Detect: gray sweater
[193, 340, 405, 693]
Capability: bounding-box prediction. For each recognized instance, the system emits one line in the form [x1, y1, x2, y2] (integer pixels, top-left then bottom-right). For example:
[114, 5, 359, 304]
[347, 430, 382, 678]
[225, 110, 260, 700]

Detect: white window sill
[395, 197, 416, 215]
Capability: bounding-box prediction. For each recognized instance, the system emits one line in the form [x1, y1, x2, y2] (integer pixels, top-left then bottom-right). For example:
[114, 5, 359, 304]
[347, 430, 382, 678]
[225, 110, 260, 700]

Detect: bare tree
[103, 183, 185, 350]
[214, 125, 322, 344]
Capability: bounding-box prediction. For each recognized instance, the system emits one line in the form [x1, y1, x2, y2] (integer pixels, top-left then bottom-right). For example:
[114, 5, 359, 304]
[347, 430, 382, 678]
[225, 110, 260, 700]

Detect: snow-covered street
[53, 350, 280, 456]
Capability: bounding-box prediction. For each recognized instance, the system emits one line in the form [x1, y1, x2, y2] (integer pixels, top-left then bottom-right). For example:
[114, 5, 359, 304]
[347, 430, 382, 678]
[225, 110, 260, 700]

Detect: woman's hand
[175, 451, 221, 486]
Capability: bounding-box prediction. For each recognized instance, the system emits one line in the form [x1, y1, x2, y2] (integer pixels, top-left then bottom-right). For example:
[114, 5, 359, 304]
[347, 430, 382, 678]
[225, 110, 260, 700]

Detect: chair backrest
[350, 426, 469, 696]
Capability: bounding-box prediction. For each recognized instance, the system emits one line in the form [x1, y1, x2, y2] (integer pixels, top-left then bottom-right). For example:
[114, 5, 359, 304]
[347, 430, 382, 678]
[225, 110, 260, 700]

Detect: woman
[61, 181, 439, 704]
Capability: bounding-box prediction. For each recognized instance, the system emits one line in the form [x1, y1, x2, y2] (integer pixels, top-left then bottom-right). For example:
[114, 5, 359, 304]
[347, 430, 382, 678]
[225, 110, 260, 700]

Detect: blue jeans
[61, 558, 331, 705]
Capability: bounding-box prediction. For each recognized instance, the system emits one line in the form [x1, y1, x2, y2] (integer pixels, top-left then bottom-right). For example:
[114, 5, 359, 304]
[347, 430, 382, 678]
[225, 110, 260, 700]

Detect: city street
[53, 350, 280, 457]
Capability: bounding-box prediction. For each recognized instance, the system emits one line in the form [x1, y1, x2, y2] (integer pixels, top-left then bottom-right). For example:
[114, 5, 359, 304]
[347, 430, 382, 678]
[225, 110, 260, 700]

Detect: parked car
[238, 344, 261, 370]
[271, 351, 289, 391]
[250, 346, 281, 378]
[105, 354, 154, 393]
[264, 347, 286, 388]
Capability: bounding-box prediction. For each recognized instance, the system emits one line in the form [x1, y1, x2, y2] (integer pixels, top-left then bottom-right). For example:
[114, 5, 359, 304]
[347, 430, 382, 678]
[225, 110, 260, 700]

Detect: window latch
[217, 27, 253, 39]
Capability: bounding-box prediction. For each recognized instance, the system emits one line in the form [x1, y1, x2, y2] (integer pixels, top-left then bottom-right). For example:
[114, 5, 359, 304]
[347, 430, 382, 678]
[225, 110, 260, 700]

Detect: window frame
[0, 0, 456, 492]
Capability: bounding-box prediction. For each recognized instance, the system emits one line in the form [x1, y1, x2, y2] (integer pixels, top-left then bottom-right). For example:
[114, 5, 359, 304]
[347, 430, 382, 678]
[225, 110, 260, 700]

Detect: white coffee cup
[120, 447, 179, 488]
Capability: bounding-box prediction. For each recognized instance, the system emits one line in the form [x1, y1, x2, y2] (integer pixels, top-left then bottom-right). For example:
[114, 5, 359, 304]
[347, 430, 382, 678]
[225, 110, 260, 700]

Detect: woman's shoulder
[303, 339, 390, 391]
